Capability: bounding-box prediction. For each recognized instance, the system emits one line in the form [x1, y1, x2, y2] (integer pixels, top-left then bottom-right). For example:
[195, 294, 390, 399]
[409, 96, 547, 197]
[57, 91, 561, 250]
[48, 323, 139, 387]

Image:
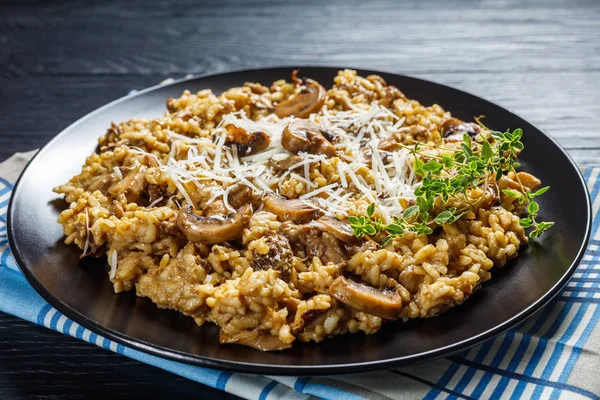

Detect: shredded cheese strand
[109, 249, 118, 279]
[148, 104, 417, 221]
[82, 209, 91, 257]
[148, 196, 164, 208]
[112, 166, 123, 180]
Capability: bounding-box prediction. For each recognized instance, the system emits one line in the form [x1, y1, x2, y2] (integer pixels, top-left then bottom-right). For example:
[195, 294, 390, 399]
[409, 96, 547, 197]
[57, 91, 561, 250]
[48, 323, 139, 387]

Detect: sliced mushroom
[228, 184, 260, 209]
[108, 165, 148, 203]
[177, 204, 252, 244]
[87, 172, 118, 193]
[441, 117, 481, 141]
[329, 276, 402, 320]
[274, 78, 326, 119]
[267, 155, 303, 172]
[516, 172, 542, 191]
[201, 200, 229, 217]
[280, 222, 346, 264]
[220, 330, 292, 351]
[281, 121, 310, 153]
[312, 217, 358, 244]
[225, 125, 270, 156]
[204, 186, 259, 218]
[264, 195, 322, 223]
[281, 119, 336, 157]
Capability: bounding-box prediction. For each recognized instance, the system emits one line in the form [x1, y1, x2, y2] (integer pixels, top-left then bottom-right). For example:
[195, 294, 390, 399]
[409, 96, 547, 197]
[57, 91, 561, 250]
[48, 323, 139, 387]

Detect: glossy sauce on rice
[54, 70, 538, 351]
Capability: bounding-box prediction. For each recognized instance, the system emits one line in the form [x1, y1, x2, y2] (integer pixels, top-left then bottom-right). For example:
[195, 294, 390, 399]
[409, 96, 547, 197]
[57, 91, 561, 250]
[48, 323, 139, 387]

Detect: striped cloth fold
[1, 151, 598, 400]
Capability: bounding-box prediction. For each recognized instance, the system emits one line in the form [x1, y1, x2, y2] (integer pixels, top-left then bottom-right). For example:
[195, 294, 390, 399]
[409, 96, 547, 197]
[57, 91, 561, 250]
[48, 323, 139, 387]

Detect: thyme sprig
[349, 128, 553, 245]
[501, 186, 554, 238]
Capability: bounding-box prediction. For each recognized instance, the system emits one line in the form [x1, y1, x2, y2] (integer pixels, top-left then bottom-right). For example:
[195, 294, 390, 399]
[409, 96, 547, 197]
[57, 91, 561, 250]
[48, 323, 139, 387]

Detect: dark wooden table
[1, 0, 599, 398]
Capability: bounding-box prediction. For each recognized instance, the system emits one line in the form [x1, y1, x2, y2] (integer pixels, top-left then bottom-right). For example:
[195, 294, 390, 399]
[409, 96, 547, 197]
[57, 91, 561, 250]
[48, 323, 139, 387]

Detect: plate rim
[7, 65, 593, 375]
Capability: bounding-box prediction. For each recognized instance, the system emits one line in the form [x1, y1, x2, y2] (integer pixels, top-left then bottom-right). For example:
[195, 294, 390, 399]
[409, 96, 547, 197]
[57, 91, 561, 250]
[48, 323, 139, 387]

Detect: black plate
[8, 67, 592, 375]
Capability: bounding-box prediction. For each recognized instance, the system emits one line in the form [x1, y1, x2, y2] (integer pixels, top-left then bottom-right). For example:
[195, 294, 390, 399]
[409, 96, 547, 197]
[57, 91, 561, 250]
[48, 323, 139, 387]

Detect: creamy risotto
[54, 69, 551, 350]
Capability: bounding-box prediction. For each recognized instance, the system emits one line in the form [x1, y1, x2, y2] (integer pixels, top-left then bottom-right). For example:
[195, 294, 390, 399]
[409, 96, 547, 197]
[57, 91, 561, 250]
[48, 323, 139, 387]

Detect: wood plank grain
[0, 312, 240, 400]
[1, 73, 598, 166]
[1, 2, 599, 77]
[2, 0, 599, 16]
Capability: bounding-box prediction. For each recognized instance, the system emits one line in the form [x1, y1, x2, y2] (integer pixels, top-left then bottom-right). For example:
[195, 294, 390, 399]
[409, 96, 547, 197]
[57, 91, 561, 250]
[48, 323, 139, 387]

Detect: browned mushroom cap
[274, 78, 326, 119]
[281, 120, 336, 157]
[225, 125, 270, 156]
[281, 120, 311, 154]
[329, 276, 402, 320]
[280, 221, 346, 264]
[267, 155, 303, 172]
[220, 330, 292, 351]
[313, 217, 358, 244]
[264, 194, 322, 223]
[441, 117, 481, 141]
[177, 204, 252, 244]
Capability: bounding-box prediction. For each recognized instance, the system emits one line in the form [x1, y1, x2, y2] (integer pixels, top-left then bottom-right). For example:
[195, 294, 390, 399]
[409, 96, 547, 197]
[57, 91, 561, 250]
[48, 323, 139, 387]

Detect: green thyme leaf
[527, 201, 539, 215]
[422, 161, 443, 173]
[403, 205, 419, 219]
[364, 225, 377, 235]
[461, 142, 473, 156]
[482, 140, 493, 159]
[385, 224, 405, 235]
[519, 218, 533, 228]
[366, 203, 375, 217]
[495, 168, 503, 181]
[502, 189, 521, 198]
[416, 225, 433, 235]
[490, 131, 503, 139]
[533, 186, 550, 196]
[381, 236, 394, 247]
[416, 196, 428, 212]
[434, 210, 455, 225]
[512, 128, 523, 140]
[442, 154, 455, 169]
[463, 134, 472, 147]
[414, 158, 426, 177]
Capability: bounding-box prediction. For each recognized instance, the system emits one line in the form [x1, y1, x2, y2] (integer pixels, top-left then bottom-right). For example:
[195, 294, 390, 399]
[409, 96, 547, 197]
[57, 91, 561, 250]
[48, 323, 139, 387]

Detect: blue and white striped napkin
[1, 151, 599, 400]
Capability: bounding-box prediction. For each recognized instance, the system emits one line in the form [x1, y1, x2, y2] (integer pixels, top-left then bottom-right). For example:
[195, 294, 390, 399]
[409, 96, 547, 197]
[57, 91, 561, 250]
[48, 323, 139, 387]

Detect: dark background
[1, 0, 599, 398]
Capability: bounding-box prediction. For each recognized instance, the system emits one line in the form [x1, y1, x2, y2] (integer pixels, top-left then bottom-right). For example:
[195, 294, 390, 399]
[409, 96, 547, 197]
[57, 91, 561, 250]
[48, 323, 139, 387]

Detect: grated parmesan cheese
[109, 249, 118, 279]
[82, 208, 91, 257]
[300, 183, 339, 200]
[142, 104, 418, 221]
[112, 166, 123, 180]
[148, 196, 164, 208]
